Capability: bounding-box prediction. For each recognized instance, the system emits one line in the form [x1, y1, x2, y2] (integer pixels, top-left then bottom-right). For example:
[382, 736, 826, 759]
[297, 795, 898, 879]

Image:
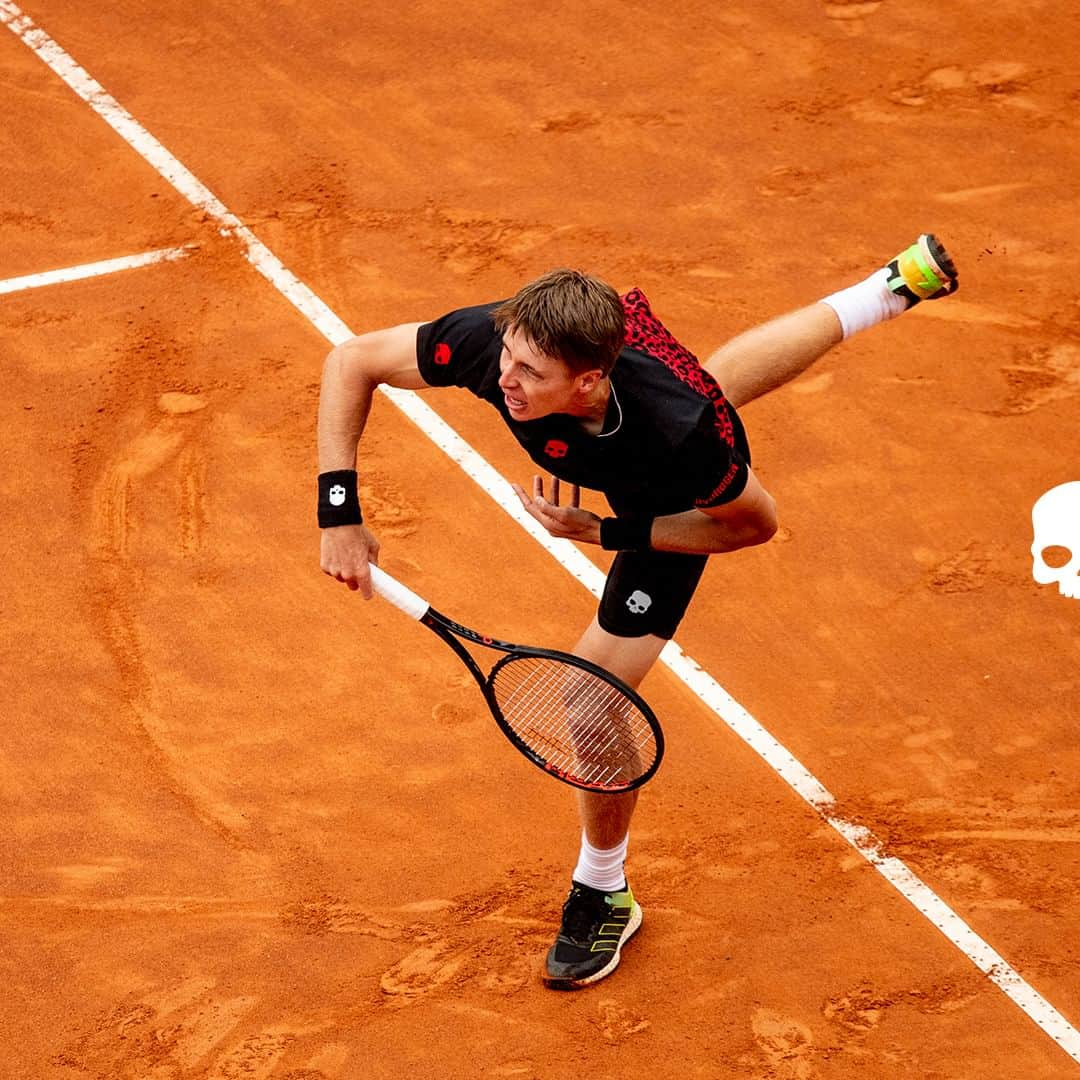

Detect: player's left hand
[511, 475, 602, 544]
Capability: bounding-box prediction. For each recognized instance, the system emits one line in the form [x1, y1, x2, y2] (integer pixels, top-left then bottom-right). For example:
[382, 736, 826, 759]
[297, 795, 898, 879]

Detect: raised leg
[704, 302, 842, 410]
[706, 233, 959, 410]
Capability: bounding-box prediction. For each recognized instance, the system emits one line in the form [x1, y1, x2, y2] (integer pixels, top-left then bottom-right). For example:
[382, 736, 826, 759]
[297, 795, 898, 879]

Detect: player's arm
[649, 468, 777, 553]
[514, 468, 777, 555]
[318, 323, 427, 469]
[318, 323, 425, 598]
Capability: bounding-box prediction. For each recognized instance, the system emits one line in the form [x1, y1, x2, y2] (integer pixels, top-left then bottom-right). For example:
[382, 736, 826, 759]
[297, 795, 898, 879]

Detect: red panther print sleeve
[621, 290, 749, 507]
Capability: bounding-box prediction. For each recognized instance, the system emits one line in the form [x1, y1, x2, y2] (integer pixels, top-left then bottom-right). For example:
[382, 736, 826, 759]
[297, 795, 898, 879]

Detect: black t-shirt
[415, 289, 751, 516]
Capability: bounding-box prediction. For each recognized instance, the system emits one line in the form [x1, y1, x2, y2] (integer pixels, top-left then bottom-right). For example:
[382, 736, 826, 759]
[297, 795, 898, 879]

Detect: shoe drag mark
[279, 895, 401, 940]
[203, 1027, 313, 1079]
[822, 0, 884, 27]
[934, 181, 1034, 204]
[822, 985, 892, 1035]
[89, 399, 198, 560]
[91, 391, 208, 558]
[896, 719, 980, 794]
[822, 0, 884, 39]
[992, 733, 1042, 760]
[52, 980, 257, 1078]
[750, 1008, 818, 1079]
[628, 827, 756, 893]
[923, 542, 992, 594]
[593, 999, 651, 1044]
[51, 855, 135, 889]
[990, 342, 1080, 416]
[378, 928, 544, 1006]
[245, 163, 566, 281]
[372, 872, 553, 1007]
[52, 975, 333, 1079]
[379, 938, 472, 1008]
[308, 202, 565, 280]
[275, 873, 550, 1010]
[822, 978, 984, 1044]
[887, 62, 1040, 112]
[887, 797, 1080, 917]
[177, 444, 208, 556]
[756, 165, 825, 201]
[487, 1062, 538, 1077]
[80, 389, 251, 845]
[277, 877, 549, 1012]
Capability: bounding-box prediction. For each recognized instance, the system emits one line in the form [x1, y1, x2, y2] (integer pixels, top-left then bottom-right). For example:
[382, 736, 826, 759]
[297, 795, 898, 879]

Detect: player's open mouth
[504, 393, 527, 414]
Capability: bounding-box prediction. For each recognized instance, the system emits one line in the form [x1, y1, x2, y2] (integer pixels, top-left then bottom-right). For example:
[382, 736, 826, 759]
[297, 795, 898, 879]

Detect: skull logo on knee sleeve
[1031, 481, 1080, 600]
[626, 590, 653, 615]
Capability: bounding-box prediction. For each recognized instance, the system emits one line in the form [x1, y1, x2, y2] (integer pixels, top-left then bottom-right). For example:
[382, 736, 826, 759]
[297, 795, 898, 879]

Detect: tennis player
[317, 235, 958, 989]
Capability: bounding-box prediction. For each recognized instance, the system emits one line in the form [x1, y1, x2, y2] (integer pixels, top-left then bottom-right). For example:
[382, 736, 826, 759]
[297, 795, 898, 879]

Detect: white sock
[821, 267, 908, 340]
[572, 831, 629, 892]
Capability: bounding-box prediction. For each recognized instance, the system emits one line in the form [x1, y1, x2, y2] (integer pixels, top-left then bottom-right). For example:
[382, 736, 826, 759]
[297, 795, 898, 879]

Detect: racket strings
[490, 657, 657, 788]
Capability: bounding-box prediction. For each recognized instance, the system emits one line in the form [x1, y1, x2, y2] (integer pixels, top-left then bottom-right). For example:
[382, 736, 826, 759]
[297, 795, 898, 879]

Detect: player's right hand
[320, 524, 381, 597]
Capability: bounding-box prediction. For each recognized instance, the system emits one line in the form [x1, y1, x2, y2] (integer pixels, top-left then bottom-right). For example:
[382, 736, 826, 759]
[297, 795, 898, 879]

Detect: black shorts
[597, 550, 709, 640]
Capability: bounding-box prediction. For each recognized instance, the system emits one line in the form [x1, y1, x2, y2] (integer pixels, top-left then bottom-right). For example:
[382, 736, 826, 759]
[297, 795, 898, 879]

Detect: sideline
[4, 0, 1077, 1063]
[0, 244, 196, 296]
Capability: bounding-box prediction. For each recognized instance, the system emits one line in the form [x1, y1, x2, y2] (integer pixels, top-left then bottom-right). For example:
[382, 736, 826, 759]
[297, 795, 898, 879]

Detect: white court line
[0, 244, 195, 295]
[4, 1, 1078, 1065]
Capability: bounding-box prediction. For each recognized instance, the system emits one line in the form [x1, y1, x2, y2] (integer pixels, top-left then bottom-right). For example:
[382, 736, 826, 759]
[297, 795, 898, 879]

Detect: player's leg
[543, 622, 661, 992]
[705, 301, 842, 410]
[544, 552, 706, 990]
[708, 233, 958, 410]
[571, 619, 667, 846]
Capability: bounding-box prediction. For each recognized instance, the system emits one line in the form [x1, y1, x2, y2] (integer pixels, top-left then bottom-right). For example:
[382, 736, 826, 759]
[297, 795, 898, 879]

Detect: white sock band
[821, 267, 908, 340]
[572, 831, 629, 893]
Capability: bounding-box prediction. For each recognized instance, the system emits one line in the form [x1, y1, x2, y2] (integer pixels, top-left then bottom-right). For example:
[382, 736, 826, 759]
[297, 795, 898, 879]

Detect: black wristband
[599, 515, 654, 551]
[318, 470, 363, 528]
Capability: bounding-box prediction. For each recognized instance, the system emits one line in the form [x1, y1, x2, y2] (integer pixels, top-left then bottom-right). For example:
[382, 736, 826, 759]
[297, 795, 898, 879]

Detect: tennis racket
[368, 565, 664, 793]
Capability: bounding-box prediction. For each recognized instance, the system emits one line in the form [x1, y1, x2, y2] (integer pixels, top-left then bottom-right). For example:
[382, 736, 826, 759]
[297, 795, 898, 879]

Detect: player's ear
[575, 368, 604, 394]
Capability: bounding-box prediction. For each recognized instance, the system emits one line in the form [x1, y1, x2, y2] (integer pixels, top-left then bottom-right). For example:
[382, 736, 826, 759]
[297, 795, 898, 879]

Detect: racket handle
[368, 565, 430, 621]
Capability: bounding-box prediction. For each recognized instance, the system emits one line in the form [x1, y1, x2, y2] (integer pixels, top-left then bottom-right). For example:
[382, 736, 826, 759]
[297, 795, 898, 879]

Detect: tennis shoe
[543, 880, 642, 990]
[886, 233, 958, 305]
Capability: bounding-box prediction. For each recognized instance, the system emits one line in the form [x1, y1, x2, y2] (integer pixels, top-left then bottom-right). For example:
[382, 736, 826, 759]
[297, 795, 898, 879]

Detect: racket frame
[420, 607, 664, 792]
[367, 564, 663, 792]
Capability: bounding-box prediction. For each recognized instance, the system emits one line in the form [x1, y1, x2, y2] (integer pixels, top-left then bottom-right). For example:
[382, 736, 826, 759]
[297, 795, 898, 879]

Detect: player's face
[498, 328, 595, 420]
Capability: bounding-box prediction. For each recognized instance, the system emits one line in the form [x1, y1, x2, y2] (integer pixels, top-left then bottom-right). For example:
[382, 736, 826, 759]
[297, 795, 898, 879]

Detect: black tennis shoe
[543, 880, 642, 990]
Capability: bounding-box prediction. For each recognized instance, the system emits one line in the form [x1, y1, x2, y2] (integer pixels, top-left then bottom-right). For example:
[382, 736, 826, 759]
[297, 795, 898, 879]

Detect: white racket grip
[368, 565, 430, 621]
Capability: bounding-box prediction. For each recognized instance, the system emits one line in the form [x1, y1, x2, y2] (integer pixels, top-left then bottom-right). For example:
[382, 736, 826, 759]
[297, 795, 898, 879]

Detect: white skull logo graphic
[626, 590, 652, 615]
[1031, 481, 1080, 599]
[328, 484, 347, 507]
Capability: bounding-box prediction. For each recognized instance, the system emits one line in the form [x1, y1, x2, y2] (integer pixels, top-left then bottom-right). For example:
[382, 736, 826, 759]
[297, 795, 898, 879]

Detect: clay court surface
[2, 1, 1079, 1076]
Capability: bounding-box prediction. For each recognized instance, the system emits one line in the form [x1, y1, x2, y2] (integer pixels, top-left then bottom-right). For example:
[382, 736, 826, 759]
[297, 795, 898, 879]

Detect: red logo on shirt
[434, 342, 451, 365]
[544, 440, 569, 459]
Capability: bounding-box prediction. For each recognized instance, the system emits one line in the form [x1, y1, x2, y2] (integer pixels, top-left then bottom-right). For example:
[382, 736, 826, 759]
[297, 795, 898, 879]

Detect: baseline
[0, 244, 196, 296]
